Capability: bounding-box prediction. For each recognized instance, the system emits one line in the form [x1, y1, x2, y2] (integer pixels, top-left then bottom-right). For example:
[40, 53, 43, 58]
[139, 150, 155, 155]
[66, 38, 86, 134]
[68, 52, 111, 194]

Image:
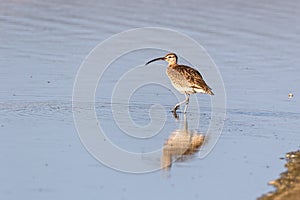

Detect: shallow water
[1, 0, 300, 199]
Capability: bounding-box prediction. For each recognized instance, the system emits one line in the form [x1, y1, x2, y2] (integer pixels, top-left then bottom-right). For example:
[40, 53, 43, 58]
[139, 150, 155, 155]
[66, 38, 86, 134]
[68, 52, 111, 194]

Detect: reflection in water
[161, 113, 205, 170]
[259, 150, 300, 200]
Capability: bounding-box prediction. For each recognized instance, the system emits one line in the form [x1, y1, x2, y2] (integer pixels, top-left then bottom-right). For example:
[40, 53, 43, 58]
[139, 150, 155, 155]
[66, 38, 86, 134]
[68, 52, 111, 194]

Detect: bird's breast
[166, 67, 196, 94]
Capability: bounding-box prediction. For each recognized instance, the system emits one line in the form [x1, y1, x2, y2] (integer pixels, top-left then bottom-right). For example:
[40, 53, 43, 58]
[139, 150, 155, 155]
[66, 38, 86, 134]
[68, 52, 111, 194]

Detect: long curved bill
[145, 57, 165, 65]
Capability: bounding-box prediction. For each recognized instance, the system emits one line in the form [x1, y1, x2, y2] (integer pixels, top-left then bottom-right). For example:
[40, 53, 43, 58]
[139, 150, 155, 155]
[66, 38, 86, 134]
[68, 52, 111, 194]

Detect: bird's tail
[206, 88, 214, 95]
[194, 87, 214, 95]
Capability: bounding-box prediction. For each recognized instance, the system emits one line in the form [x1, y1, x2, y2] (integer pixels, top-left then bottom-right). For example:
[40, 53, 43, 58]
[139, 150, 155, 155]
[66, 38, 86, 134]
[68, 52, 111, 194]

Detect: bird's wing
[176, 65, 205, 87]
[176, 65, 214, 95]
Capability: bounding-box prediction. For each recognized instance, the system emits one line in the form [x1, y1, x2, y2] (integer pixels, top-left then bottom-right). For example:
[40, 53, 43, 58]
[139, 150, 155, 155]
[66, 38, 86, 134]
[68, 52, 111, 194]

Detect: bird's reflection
[161, 113, 205, 170]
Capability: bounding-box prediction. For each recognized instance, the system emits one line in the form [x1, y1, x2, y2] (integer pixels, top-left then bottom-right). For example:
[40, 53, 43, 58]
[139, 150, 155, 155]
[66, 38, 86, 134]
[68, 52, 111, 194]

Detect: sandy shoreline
[259, 150, 300, 200]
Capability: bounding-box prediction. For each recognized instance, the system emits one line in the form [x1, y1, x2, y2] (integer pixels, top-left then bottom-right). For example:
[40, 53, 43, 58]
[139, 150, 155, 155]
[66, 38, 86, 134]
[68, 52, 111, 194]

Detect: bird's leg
[172, 100, 184, 112]
[172, 93, 190, 113]
[172, 97, 186, 112]
[183, 93, 190, 113]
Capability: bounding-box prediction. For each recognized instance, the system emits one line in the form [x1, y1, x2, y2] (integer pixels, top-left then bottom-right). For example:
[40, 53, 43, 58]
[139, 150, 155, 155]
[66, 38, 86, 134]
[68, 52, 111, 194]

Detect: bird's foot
[171, 105, 180, 113]
[172, 110, 179, 120]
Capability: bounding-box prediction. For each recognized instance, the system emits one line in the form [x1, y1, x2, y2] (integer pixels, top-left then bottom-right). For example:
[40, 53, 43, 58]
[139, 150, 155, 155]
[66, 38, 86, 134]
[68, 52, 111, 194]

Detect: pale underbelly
[170, 81, 206, 94]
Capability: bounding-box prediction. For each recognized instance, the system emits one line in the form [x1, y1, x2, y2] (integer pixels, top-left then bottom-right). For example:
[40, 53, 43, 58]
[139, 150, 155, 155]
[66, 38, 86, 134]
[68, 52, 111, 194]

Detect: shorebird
[146, 53, 214, 113]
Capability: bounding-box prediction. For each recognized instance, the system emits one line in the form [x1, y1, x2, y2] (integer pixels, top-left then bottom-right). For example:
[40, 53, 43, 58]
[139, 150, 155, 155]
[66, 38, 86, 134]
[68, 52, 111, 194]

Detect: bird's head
[146, 53, 178, 66]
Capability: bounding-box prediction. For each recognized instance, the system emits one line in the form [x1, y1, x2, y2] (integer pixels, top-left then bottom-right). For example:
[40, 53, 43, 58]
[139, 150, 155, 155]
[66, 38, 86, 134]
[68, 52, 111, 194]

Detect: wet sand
[259, 150, 300, 200]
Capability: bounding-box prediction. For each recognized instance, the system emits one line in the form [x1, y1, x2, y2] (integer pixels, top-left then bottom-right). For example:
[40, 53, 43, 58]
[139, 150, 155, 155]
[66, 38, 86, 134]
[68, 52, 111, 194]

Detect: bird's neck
[168, 63, 178, 68]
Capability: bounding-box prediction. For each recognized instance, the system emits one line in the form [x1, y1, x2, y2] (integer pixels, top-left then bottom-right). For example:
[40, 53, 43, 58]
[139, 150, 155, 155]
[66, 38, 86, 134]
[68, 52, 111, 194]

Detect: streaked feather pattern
[168, 64, 214, 95]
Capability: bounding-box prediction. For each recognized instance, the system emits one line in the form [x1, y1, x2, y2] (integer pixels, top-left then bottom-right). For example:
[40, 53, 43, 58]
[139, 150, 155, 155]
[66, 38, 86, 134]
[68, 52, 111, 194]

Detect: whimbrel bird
[146, 53, 214, 113]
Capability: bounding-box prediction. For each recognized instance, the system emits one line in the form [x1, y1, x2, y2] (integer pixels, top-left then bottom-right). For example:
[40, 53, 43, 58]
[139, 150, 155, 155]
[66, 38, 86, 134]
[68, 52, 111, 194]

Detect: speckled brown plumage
[146, 52, 214, 113]
[167, 64, 214, 95]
